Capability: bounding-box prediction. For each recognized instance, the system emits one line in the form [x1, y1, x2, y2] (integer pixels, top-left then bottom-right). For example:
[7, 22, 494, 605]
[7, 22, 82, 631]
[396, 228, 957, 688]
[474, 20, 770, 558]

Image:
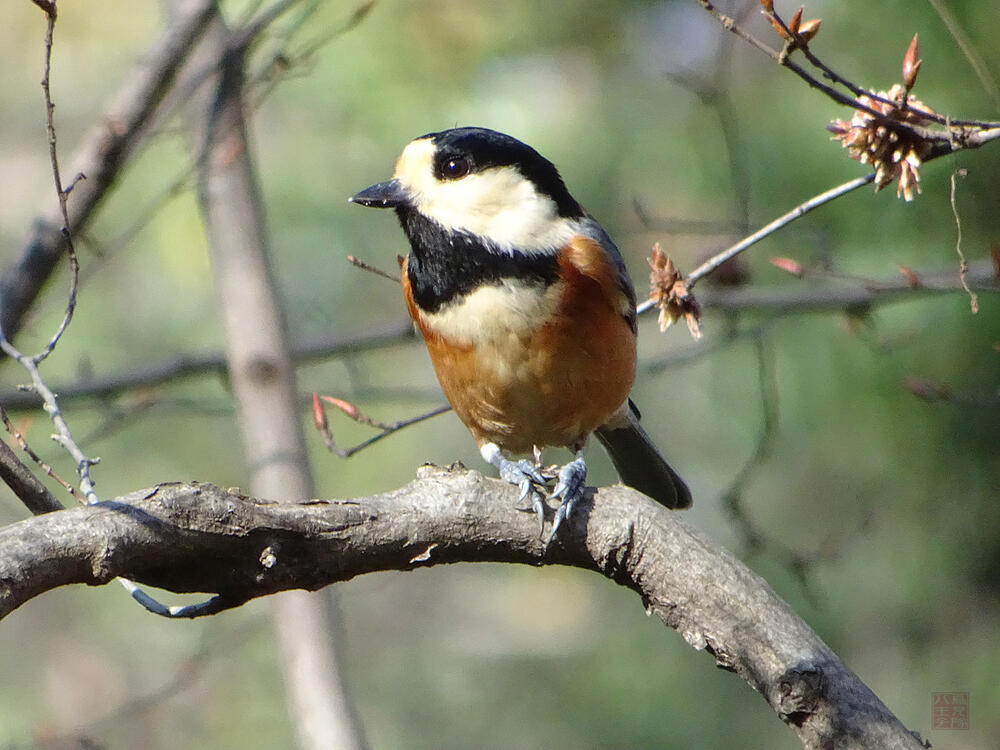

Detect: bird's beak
[349, 179, 410, 208]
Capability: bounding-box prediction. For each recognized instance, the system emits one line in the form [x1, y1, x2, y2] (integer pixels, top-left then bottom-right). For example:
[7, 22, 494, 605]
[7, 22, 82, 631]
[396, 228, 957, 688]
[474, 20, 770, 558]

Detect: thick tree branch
[0, 0, 216, 345]
[0, 469, 926, 750]
[191, 14, 366, 748]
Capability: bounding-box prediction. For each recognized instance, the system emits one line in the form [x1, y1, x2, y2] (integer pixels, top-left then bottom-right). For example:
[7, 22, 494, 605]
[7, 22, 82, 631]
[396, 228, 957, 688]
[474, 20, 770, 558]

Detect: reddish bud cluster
[762, 3, 821, 44]
[828, 84, 934, 202]
[827, 35, 934, 202]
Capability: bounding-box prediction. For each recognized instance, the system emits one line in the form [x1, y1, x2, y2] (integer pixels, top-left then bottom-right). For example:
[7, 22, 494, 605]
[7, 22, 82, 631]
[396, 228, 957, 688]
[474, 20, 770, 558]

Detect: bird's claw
[545, 456, 587, 547]
[498, 457, 548, 487]
[498, 457, 550, 535]
[484, 444, 588, 543]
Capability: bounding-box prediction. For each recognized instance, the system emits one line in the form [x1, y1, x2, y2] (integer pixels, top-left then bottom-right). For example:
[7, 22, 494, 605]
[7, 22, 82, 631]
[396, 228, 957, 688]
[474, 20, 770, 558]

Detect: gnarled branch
[0, 468, 926, 750]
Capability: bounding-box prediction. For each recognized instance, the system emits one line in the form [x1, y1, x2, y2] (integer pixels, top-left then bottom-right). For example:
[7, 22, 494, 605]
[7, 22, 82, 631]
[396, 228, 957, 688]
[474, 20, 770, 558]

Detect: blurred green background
[1, 1, 998, 748]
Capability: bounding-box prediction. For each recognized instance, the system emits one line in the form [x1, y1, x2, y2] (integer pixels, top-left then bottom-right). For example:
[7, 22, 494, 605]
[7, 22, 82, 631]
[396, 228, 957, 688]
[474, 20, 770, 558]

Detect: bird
[350, 127, 691, 543]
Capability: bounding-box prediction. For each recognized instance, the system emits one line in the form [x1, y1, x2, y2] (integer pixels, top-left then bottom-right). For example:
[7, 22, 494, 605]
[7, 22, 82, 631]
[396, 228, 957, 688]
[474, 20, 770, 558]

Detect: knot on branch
[775, 663, 826, 725]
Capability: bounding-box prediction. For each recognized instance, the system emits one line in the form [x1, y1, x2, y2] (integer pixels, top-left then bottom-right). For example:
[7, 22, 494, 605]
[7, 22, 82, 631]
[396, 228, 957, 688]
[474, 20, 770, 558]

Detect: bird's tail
[595, 402, 692, 509]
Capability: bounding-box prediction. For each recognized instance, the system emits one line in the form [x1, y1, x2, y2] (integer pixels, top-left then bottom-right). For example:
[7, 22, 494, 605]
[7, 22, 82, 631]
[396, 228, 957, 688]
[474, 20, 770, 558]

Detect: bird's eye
[440, 155, 470, 180]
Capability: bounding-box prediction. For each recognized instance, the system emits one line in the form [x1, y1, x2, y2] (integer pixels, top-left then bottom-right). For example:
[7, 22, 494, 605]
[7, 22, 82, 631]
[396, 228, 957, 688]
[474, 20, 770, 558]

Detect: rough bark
[0, 472, 927, 750]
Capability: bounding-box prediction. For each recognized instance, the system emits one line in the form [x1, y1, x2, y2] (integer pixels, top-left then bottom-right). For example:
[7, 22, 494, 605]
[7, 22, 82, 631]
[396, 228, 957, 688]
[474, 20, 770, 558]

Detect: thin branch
[949, 169, 977, 313]
[636, 174, 874, 316]
[686, 174, 874, 289]
[231, 0, 300, 50]
[0, 322, 415, 410]
[0, 476, 929, 750]
[697, 0, 1000, 136]
[925, 0, 1000, 114]
[0, 5, 100, 505]
[636, 154, 993, 305]
[315, 397, 451, 458]
[632, 198, 739, 235]
[635, 6, 1000, 299]
[640, 318, 777, 375]
[0, 343, 101, 503]
[0, 255, 992, 416]
[0, 410, 64, 514]
[31, 3, 80, 365]
[117, 577, 241, 619]
[695, 257, 997, 314]
[30, 0, 57, 18]
[709, 329, 860, 604]
[0, 404, 80, 501]
[721, 332, 779, 553]
[245, 0, 377, 107]
[904, 377, 1000, 407]
[33, 622, 258, 749]
[347, 254, 401, 283]
[0, 0, 217, 345]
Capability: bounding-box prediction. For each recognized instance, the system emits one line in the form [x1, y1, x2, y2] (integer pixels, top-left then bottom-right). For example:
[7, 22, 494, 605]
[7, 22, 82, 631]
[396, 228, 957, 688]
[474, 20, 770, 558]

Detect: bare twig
[949, 169, 977, 313]
[698, 0, 1000, 149]
[640, 318, 776, 375]
[686, 174, 874, 288]
[33, 623, 258, 749]
[0, 254, 991, 417]
[314, 395, 450, 458]
[246, 0, 377, 106]
[0, 0, 217, 345]
[904, 377, 1000, 407]
[232, 0, 300, 49]
[695, 257, 997, 314]
[117, 577, 241, 618]
[0, 5, 100, 505]
[0, 345, 101, 504]
[637, 174, 873, 316]
[721, 332, 778, 553]
[709, 330, 862, 603]
[0, 321, 414, 410]
[347, 254, 401, 283]
[30, 0, 57, 18]
[81, 165, 196, 279]
[0, 410, 64, 514]
[31, 3, 81, 365]
[0, 405, 80, 500]
[925, 0, 1000, 113]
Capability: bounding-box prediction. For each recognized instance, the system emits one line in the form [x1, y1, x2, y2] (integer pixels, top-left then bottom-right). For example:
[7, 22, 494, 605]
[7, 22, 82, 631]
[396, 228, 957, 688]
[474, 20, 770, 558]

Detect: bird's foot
[482, 444, 552, 535]
[481, 444, 590, 543]
[546, 453, 587, 547]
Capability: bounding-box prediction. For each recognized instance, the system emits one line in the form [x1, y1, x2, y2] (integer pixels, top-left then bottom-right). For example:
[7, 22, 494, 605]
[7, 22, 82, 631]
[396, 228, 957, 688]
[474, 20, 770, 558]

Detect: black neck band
[398, 209, 560, 314]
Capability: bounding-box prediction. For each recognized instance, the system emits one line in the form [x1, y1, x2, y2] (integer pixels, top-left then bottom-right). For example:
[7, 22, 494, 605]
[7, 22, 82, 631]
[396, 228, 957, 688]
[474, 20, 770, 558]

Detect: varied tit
[351, 127, 691, 543]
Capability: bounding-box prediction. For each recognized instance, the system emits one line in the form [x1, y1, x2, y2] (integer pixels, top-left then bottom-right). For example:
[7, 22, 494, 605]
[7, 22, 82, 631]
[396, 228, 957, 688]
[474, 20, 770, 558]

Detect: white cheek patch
[419, 279, 563, 346]
[393, 139, 579, 253]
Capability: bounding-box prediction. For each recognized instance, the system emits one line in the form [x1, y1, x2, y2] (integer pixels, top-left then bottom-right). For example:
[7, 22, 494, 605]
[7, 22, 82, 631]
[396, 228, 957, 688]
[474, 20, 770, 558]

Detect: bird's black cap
[421, 127, 583, 218]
